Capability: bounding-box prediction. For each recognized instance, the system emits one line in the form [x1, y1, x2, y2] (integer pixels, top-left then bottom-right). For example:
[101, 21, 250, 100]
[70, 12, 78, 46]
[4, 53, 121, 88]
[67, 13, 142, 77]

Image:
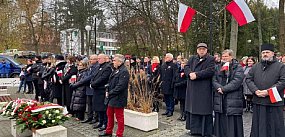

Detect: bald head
[98, 54, 106, 64]
[89, 54, 98, 65]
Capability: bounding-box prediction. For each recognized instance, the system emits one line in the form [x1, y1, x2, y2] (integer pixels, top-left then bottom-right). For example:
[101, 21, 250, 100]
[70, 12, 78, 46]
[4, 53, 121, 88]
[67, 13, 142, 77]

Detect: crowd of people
[13, 42, 285, 137]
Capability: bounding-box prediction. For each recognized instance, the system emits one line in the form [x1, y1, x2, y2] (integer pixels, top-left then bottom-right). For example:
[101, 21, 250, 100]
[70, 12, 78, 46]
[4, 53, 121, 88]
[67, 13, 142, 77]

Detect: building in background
[60, 29, 118, 55]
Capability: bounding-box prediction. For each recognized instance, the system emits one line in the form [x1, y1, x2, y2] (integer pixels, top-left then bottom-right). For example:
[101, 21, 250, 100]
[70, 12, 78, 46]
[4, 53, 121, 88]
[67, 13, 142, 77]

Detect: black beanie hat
[261, 44, 274, 52]
[55, 55, 65, 60]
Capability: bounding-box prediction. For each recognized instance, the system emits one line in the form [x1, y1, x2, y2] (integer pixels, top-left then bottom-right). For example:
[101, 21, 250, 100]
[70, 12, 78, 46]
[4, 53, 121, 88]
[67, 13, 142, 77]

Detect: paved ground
[0, 87, 283, 137]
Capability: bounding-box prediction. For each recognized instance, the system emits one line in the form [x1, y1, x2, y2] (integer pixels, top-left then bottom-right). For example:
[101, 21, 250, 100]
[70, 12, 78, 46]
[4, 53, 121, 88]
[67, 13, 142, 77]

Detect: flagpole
[209, 0, 214, 55]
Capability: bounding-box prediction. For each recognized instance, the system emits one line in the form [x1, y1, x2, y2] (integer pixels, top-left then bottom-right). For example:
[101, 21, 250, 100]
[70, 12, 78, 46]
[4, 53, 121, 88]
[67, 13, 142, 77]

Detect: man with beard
[184, 43, 215, 136]
[246, 44, 285, 137]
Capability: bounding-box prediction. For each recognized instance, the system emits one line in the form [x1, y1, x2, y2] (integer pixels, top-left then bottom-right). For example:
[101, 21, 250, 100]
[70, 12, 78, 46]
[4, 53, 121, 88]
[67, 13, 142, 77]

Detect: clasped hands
[189, 72, 197, 80]
[255, 90, 268, 97]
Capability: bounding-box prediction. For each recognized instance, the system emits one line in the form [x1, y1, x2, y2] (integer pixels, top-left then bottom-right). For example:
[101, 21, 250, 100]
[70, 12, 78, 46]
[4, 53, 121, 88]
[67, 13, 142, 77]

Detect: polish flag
[226, 0, 255, 26]
[268, 87, 282, 103]
[178, 3, 196, 33]
[70, 75, 77, 83]
[221, 62, 230, 71]
[57, 70, 63, 77]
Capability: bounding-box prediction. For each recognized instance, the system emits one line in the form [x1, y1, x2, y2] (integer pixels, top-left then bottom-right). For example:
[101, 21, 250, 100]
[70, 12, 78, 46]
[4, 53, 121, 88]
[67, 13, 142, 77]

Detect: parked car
[0, 49, 36, 59]
[0, 55, 22, 78]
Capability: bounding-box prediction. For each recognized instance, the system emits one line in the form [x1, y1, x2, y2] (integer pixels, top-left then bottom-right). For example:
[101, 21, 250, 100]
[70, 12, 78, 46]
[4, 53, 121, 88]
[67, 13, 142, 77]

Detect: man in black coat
[90, 54, 112, 131]
[246, 44, 285, 137]
[78, 54, 99, 124]
[159, 53, 177, 117]
[99, 54, 130, 137]
[184, 43, 215, 136]
[30, 56, 44, 101]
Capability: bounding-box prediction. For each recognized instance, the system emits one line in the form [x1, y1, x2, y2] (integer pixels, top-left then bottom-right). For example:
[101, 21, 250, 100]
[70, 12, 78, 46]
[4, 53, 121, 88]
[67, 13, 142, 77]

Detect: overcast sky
[264, 0, 279, 8]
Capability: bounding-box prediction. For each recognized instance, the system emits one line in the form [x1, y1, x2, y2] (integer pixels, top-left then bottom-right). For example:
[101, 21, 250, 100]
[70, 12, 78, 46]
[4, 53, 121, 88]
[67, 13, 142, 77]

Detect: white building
[60, 29, 118, 55]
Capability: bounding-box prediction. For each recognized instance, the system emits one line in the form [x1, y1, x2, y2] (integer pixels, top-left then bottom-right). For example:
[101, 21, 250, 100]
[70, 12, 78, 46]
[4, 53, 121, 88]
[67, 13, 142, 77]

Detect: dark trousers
[56, 97, 63, 105]
[179, 99, 185, 115]
[33, 80, 40, 100]
[37, 84, 44, 101]
[164, 94, 174, 113]
[87, 95, 94, 120]
[26, 81, 33, 93]
[97, 111, 107, 126]
[74, 111, 85, 120]
[106, 106, 124, 137]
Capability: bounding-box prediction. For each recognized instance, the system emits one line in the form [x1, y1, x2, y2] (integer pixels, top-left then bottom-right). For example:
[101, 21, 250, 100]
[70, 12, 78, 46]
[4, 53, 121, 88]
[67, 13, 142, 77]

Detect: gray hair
[222, 49, 234, 56]
[114, 54, 125, 63]
[165, 53, 173, 59]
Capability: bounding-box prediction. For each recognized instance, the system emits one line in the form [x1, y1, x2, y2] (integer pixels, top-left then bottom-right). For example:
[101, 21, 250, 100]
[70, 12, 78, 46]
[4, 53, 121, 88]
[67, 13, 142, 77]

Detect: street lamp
[85, 25, 91, 56]
[271, 36, 276, 41]
[247, 40, 252, 43]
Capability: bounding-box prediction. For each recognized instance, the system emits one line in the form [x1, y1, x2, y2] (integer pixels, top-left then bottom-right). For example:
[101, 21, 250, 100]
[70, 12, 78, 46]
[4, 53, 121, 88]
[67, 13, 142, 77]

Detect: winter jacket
[70, 69, 88, 111]
[212, 60, 245, 115]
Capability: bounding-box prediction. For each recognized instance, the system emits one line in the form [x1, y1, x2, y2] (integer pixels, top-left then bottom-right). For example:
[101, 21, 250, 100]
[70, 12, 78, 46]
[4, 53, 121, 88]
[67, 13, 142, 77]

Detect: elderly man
[160, 53, 177, 117]
[99, 54, 130, 137]
[90, 54, 112, 131]
[184, 43, 215, 136]
[246, 44, 285, 137]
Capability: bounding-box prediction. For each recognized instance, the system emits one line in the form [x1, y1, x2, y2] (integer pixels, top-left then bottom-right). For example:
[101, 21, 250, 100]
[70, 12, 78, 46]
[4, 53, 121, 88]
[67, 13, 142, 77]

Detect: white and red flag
[268, 87, 282, 103]
[178, 3, 196, 33]
[57, 70, 63, 77]
[221, 62, 230, 71]
[226, 0, 255, 26]
[70, 75, 77, 83]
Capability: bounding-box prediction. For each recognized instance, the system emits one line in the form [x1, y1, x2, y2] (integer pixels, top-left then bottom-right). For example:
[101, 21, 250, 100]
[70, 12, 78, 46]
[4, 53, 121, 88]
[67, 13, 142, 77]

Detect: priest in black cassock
[246, 44, 285, 137]
[184, 43, 215, 136]
[212, 49, 244, 137]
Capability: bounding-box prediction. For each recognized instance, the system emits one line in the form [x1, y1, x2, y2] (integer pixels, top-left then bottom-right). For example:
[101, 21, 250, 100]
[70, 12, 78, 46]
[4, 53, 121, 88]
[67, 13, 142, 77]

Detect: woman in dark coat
[70, 61, 88, 121]
[243, 57, 256, 113]
[41, 58, 55, 102]
[51, 55, 66, 105]
[212, 49, 245, 137]
[173, 59, 187, 121]
[61, 56, 78, 114]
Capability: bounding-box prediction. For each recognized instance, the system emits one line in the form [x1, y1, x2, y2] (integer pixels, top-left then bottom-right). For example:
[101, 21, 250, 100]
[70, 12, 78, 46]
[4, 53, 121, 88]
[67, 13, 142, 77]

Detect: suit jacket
[91, 62, 112, 111]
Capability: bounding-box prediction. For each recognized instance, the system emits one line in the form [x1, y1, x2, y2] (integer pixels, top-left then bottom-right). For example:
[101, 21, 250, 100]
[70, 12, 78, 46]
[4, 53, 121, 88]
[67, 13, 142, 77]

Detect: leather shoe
[89, 119, 98, 124]
[81, 119, 92, 123]
[167, 112, 173, 117]
[93, 123, 102, 129]
[98, 125, 106, 131]
[98, 131, 112, 137]
[161, 111, 169, 115]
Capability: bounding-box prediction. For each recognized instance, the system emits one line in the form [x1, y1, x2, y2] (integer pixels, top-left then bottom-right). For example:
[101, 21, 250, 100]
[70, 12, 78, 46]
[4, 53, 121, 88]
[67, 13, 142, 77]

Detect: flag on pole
[268, 87, 282, 103]
[226, 0, 255, 26]
[221, 62, 230, 71]
[178, 3, 196, 33]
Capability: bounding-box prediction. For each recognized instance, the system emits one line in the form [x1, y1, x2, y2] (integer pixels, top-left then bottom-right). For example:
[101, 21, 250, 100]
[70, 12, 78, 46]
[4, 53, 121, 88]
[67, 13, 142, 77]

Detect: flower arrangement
[0, 99, 37, 118]
[0, 99, 69, 133]
[16, 103, 69, 133]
